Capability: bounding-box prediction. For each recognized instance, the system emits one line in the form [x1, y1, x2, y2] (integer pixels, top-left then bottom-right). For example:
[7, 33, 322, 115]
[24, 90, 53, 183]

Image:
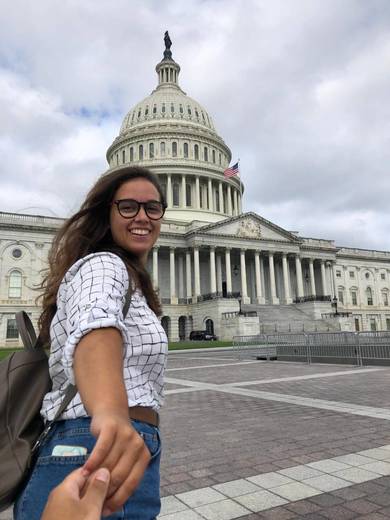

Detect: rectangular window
[384, 293, 389, 306]
[351, 291, 357, 305]
[338, 290, 344, 304]
[387, 318, 390, 331]
[355, 318, 360, 331]
[6, 318, 18, 339]
[336, 270, 341, 278]
[381, 273, 386, 280]
[349, 271, 355, 278]
[370, 318, 377, 332]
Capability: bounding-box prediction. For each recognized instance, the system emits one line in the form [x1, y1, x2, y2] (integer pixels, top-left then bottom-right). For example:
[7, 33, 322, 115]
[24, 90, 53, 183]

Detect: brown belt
[129, 406, 159, 427]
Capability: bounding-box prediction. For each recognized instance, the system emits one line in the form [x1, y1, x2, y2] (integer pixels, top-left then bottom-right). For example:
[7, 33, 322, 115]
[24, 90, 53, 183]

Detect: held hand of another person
[41, 467, 110, 520]
[83, 410, 151, 516]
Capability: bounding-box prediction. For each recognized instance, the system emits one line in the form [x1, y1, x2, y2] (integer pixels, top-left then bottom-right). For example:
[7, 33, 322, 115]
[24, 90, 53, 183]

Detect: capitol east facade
[1, 41, 390, 345]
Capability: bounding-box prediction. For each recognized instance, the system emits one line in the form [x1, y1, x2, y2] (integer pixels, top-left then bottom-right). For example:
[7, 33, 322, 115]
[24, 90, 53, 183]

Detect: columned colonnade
[162, 173, 242, 216]
[152, 246, 335, 304]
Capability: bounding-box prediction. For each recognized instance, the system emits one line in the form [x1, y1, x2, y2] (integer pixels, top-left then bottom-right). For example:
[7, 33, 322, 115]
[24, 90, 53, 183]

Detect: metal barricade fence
[233, 331, 390, 365]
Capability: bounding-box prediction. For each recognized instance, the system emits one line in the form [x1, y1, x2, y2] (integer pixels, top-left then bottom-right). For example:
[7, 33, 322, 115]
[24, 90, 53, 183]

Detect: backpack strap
[15, 311, 41, 352]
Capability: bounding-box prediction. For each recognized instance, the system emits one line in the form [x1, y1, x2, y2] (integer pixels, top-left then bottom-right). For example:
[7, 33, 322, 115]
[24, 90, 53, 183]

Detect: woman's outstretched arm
[73, 327, 151, 516]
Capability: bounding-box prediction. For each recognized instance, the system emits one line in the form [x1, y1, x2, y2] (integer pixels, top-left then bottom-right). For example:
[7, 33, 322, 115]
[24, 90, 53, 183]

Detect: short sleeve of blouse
[60, 252, 129, 384]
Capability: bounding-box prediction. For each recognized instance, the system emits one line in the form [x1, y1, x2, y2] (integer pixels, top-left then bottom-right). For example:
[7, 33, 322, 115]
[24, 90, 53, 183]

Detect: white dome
[120, 56, 216, 135]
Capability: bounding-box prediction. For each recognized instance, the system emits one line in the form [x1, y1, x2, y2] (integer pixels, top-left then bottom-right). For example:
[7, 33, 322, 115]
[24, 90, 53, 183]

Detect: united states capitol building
[1, 37, 390, 345]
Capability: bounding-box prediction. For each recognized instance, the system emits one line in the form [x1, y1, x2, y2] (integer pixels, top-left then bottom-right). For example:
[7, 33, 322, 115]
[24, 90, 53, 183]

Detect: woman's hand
[83, 410, 151, 515]
[41, 467, 110, 520]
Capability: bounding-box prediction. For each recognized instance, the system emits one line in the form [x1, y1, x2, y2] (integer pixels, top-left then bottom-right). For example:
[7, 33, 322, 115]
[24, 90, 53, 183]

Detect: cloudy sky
[1, 0, 390, 250]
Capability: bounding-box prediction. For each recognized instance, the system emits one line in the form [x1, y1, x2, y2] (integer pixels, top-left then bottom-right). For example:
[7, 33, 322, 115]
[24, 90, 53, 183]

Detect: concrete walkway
[159, 352, 390, 518]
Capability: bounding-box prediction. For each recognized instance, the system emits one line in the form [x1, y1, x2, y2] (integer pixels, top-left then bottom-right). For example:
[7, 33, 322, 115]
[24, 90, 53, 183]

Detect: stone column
[331, 263, 338, 299]
[254, 251, 265, 304]
[268, 252, 278, 304]
[219, 182, 224, 213]
[240, 249, 250, 304]
[209, 247, 216, 293]
[320, 260, 328, 296]
[216, 253, 223, 294]
[309, 258, 316, 296]
[208, 179, 213, 211]
[233, 190, 238, 216]
[227, 185, 232, 215]
[169, 247, 177, 304]
[356, 267, 362, 306]
[225, 248, 232, 294]
[181, 175, 186, 208]
[295, 255, 304, 298]
[195, 176, 200, 209]
[186, 249, 192, 301]
[194, 247, 200, 300]
[152, 247, 159, 289]
[178, 254, 185, 299]
[282, 253, 292, 304]
[167, 174, 172, 207]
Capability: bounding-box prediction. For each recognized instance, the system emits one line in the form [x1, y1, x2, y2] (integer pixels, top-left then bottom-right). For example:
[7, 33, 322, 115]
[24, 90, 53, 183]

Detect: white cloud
[0, 0, 390, 249]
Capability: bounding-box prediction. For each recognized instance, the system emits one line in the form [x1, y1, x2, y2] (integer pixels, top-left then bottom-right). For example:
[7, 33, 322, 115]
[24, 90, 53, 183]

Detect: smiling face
[109, 178, 162, 264]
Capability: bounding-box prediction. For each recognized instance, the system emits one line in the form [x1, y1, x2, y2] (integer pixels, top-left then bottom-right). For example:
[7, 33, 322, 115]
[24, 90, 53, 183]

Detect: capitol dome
[106, 33, 243, 223]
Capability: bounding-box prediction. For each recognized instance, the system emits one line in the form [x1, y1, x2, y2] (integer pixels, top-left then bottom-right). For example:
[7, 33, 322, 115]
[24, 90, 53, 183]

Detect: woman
[14, 166, 168, 520]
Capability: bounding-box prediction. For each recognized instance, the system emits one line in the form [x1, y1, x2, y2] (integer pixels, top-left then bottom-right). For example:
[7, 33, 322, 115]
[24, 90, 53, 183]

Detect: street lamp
[332, 296, 339, 316]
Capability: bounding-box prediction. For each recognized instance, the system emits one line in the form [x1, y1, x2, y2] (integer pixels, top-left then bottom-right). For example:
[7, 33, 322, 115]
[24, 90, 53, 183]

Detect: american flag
[223, 162, 239, 178]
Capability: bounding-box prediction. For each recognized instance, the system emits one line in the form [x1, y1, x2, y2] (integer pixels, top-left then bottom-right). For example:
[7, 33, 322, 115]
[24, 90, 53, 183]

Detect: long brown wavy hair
[38, 166, 166, 343]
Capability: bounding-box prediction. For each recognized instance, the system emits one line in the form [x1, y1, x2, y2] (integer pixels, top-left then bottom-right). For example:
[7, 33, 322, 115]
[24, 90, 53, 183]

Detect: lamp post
[332, 296, 339, 316]
[237, 295, 243, 315]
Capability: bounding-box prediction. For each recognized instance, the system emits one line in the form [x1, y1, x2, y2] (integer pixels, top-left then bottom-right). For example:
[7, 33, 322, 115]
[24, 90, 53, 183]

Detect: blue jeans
[14, 417, 161, 520]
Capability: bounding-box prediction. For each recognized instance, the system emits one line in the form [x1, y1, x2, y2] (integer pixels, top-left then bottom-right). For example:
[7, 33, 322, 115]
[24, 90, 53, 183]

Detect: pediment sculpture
[237, 218, 262, 238]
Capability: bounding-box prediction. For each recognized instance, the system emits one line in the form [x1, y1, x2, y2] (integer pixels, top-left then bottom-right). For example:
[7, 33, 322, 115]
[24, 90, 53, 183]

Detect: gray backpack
[0, 312, 76, 511]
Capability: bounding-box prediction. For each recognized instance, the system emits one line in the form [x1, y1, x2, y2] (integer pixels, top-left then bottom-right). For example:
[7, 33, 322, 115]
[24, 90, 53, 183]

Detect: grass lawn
[0, 341, 233, 360]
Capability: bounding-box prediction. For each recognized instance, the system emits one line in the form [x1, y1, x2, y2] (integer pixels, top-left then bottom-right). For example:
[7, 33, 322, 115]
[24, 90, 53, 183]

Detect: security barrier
[233, 331, 390, 365]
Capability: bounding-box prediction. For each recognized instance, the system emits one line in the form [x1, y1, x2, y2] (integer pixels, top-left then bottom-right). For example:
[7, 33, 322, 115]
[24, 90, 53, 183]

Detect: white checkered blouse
[41, 252, 168, 421]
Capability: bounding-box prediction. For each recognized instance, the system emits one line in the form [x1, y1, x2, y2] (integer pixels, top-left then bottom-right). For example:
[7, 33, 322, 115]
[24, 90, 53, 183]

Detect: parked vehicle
[189, 330, 218, 341]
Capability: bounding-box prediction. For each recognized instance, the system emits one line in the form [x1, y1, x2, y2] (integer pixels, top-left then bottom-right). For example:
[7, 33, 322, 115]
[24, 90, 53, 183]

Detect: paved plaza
[4, 349, 390, 519]
[158, 349, 390, 519]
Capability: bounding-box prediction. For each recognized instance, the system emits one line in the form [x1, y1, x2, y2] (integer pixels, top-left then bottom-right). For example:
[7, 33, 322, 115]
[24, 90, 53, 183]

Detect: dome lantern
[155, 31, 181, 91]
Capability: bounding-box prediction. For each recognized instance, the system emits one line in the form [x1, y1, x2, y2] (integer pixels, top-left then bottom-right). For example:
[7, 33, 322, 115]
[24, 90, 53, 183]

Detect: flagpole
[238, 158, 242, 214]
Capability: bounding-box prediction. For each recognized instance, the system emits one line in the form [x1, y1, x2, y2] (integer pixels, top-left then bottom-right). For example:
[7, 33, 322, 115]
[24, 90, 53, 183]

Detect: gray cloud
[1, 0, 390, 249]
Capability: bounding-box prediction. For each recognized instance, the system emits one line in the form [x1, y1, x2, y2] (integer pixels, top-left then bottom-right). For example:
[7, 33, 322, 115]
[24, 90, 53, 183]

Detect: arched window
[145, 106, 149, 117]
[129, 147, 134, 162]
[212, 150, 216, 163]
[186, 183, 192, 206]
[160, 141, 166, 157]
[194, 144, 199, 160]
[161, 316, 170, 339]
[219, 153, 222, 165]
[153, 104, 157, 115]
[9, 270, 22, 299]
[139, 144, 144, 161]
[170, 103, 174, 114]
[366, 287, 373, 306]
[338, 288, 344, 304]
[383, 291, 389, 307]
[172, 142, 177, 157]
[162, 103, 166, 114]
[179, 104, 183, 114]
[187, 106, 192, 116]
[173, 182, 180, 206]
[149, 142, 154, 159]
[183, 142, 189, 158]
[204, 147, 208, 162]
[122, 150, 126, 163]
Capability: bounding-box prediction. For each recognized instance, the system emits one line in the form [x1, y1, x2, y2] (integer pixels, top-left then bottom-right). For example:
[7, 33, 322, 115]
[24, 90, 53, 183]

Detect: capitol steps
[241, 304, 340, 333]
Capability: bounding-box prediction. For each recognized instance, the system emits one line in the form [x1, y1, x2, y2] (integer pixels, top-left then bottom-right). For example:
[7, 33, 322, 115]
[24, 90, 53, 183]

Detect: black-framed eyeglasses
[113, 199, 166, 220]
